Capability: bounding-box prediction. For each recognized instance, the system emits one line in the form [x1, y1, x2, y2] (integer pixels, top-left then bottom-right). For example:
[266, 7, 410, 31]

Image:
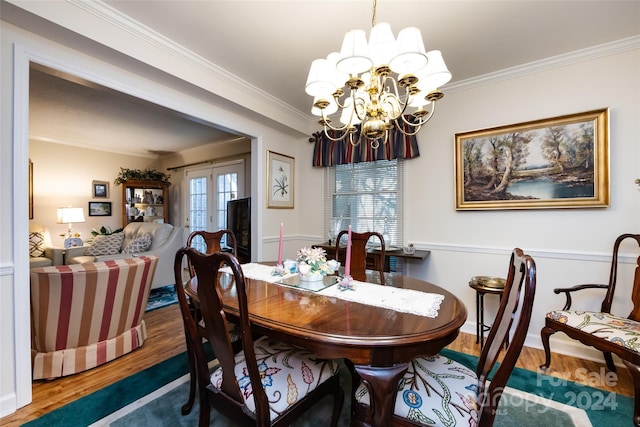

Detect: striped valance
[311, 119, 420, 167]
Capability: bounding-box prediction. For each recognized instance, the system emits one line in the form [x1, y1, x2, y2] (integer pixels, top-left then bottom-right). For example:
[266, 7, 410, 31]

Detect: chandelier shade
[306, 0, 451, 149]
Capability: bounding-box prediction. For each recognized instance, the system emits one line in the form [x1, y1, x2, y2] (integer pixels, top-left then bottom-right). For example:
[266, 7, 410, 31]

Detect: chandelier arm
[393, 121, 423, 137]
[398, 101, 437, 128]
[322, 126, 350, 142]
[349, 130, 364, 147]
[320, 109, 352, 133]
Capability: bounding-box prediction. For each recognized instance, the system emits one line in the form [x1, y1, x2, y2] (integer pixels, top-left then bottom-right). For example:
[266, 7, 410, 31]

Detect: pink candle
[278, 223, 283, 265]
[344, 225, 352, 276]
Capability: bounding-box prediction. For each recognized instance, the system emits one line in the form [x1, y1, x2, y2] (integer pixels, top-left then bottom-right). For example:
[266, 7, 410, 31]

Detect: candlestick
[344, 225, 352, 277]
[278, 223, 283, 266]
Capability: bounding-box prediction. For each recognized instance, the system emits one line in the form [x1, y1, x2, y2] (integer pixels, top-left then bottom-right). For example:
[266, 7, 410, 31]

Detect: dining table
[186, 263, 467, 427]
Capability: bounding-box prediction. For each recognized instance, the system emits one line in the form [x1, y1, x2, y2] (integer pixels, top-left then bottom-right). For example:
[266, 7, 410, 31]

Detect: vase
[300, 272, 324, 282]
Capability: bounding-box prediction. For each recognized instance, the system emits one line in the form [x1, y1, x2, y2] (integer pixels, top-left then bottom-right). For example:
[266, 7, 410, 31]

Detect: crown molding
[445, 35, 640, 93]
[65, 0, 312, 134]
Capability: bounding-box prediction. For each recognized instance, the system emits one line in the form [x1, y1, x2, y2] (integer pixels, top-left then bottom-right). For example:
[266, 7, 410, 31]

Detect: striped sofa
[30, 256, 158, 380]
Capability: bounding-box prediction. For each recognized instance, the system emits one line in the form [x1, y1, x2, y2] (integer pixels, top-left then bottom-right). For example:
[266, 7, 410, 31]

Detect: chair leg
[539, 326, 556, 370]
[604, 351, 617, 373]
[343, 359, 362, 421]
[181, 333, 197, 415]
[622, 360, 640, 427]
[330, 376, 345, 427]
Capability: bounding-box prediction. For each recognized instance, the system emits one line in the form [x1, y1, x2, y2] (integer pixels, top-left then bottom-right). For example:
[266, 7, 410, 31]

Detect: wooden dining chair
[351, 248, 537, 427]
[540, 233, 640, 427]
[335, 230, 386, 284]
[180, 229, 239, 415]
[186, 229, 237, 276]
[173, 247, 345, 427]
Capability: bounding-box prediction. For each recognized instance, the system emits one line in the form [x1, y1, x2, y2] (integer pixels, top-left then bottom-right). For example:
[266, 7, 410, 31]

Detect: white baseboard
[0, 392, 17, 420]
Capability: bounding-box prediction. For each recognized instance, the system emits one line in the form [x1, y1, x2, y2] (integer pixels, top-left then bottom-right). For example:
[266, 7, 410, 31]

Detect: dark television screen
[227, 197, 250, 251]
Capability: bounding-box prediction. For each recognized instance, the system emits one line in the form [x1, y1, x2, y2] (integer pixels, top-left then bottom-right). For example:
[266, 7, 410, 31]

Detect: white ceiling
[26, 0, 640, 156]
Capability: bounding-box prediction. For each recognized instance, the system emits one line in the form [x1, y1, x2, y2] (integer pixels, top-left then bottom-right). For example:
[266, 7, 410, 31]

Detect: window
[324, 159, 404, 250]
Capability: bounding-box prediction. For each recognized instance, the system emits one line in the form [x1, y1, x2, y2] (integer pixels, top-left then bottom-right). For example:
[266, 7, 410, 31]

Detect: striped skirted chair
[30, 255, 158, 380]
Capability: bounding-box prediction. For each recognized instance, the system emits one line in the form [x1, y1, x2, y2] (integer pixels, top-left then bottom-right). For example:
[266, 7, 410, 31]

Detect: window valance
[311, 120, 420, 167]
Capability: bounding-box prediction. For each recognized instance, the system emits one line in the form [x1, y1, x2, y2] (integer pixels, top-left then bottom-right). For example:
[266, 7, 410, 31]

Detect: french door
[184, 160, 245, 252]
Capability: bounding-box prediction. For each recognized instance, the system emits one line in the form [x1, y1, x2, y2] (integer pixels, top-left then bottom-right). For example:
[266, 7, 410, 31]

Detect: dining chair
[335, 230, 386, 284]
[173, 247, 345, 427]
[180, 229, 239, 415]
[540, 233, 640, 427]
[351, 248, 537, 427]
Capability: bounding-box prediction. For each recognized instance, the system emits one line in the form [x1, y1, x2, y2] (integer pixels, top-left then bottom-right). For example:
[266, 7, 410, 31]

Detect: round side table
[468, 276, 506, 349]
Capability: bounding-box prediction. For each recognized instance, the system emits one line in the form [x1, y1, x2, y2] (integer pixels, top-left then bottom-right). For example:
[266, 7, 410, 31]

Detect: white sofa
[29, 224, 64, 268]
[65, 222, 183, 289]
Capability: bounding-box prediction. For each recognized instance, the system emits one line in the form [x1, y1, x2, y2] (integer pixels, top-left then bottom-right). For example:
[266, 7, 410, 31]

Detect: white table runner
[222, 263, 444, 318]
[319, 280, 444, 318]
[221, 262, 296, 283]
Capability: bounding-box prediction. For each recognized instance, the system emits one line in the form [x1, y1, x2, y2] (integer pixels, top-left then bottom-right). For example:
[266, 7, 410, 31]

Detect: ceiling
[27, 0, 640, 157]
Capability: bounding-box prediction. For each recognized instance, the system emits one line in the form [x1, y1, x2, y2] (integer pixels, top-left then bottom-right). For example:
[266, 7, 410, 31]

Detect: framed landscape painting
[88, 201, 112, 216]
[267, 150, 294, 208]
[455, 108, 609, 210]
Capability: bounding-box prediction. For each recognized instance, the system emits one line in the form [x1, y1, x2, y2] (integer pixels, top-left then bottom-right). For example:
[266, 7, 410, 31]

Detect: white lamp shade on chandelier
[306, 5, 451, 149]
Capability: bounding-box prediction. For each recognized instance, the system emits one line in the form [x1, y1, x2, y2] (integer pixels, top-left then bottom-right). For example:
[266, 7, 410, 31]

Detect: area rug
[22, 348, 633, 426]
[145, 284, 177, 312]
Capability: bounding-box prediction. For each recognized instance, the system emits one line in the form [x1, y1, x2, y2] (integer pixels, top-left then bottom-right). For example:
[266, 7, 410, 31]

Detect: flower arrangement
[296, 247, 335, 277]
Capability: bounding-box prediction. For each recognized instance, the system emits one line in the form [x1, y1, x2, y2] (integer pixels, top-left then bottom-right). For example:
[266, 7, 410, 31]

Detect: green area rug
[145, 284, 177, 312]
[23, 348, 632, 426]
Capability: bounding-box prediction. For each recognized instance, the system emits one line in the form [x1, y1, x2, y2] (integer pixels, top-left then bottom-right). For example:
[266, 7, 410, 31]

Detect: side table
[468, 276, 507, 349]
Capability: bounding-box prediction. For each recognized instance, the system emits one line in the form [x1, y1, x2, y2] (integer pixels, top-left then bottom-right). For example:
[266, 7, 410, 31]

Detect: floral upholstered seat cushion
[547, 310, 640, 352]
[355, 354, 479, 426]
[210, 335, 341, 422]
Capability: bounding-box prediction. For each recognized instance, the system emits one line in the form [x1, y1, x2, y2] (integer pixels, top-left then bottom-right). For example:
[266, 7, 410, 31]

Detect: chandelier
[305, 0, 451, 148]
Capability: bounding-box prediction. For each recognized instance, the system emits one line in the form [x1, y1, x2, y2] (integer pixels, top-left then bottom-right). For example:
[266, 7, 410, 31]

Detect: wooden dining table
[187, 267, 467, 427]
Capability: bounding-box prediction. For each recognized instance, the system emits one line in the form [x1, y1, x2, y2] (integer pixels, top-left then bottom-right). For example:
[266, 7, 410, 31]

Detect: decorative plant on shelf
[114, 167, 171, 186]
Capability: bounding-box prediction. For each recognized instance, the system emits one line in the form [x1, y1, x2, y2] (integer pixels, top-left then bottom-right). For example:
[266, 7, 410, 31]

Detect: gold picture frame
[267, 150, 294, 209]
[455, 108, 609, 210]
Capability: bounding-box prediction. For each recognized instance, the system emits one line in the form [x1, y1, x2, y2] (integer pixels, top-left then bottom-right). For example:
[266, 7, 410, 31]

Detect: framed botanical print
[267, 151, 294, 208]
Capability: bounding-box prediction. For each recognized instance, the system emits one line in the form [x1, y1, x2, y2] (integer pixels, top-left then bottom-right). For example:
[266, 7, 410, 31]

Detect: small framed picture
[267, 150, 294, 209]
[92, 180, 109, 198]
[88, 201, 112, 216]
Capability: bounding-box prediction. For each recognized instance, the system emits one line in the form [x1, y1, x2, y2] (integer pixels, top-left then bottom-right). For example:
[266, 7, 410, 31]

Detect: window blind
[324, 159, 404, 249]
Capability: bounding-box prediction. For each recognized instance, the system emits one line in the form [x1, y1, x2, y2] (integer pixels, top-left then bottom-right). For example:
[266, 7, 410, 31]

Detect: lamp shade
[57, 207, 85, 224]
[337, 29, 372, 75]
[389, 27, 428, 74]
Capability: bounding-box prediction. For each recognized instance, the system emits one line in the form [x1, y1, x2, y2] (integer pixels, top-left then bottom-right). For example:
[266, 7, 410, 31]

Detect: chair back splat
[173, 248, 344, 426]
[335, 230, 385, 284]
[186, 229, 237, 276]
[476, 248, 537, 424]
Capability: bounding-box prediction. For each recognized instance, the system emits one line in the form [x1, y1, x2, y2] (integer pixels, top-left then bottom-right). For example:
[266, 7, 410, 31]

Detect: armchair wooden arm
[553, 283, 609, 310]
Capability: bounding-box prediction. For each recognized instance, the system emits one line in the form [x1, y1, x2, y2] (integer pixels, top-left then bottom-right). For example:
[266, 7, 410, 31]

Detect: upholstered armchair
[29, 224, 63, 268]
[30, 255, 158, 380]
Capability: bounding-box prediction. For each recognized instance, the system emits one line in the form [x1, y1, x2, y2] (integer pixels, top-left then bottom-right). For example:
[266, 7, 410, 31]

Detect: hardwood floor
[0, 303, 634, 426]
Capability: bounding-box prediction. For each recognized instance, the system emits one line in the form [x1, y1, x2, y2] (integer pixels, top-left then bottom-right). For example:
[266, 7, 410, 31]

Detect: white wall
[30, 139, 158, 238]
[405, 46, 640, 360]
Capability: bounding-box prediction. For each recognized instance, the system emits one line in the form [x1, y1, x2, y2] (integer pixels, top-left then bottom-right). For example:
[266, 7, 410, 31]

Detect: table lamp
[57, 207, 85, 247]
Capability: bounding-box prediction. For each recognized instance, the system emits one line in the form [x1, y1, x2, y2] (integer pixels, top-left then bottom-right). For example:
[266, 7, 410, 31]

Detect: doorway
[183, 160, 245, 250]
